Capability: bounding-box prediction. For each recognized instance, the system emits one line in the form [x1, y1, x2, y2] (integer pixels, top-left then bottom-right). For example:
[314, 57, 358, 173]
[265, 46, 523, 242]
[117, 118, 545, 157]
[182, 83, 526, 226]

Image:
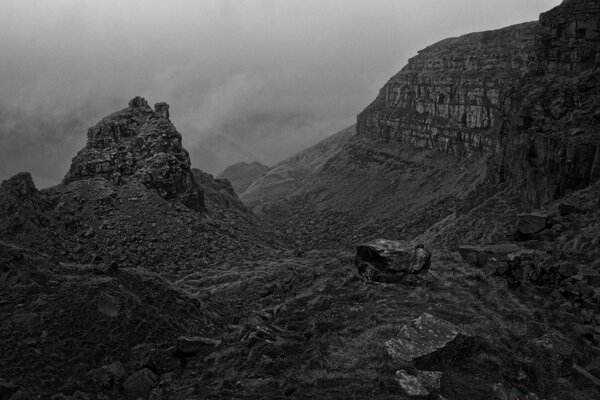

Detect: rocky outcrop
[64, 97, 204, 211]
[217, 161, 269, 194]
[357, 0, 600, 207]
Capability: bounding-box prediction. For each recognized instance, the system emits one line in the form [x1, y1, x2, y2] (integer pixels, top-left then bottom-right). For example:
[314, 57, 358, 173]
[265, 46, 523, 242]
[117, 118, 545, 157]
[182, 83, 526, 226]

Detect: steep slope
[240, 125, 355, 211]
[217, 161, 269, 194]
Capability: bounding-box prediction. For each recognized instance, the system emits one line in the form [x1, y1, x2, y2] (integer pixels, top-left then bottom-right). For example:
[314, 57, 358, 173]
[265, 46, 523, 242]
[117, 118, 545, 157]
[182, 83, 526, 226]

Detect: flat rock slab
[517, 213, 549, 235]
[385, 313, 470, 366]
[395, 370, 442, 397]
[355, 239, 431, 282]
[458, 243, 521, 267]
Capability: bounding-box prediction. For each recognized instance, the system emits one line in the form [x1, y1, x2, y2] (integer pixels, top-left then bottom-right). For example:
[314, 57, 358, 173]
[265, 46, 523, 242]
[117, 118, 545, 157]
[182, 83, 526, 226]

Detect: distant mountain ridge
[217, 161, 270, 194]
[240, 125, 356, 210]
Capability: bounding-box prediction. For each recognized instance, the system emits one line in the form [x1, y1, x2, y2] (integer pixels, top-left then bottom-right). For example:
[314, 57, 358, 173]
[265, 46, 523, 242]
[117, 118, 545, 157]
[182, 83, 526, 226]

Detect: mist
[0, 0, 562, 188]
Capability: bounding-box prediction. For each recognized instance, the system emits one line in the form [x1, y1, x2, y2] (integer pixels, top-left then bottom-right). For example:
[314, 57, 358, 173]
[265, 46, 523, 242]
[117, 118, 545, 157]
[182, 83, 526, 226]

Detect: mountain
[216, 161, 270, 194]
[240, 125, 356, 211]
[249, 0, 600, 251]
[2, 1, 600, 399]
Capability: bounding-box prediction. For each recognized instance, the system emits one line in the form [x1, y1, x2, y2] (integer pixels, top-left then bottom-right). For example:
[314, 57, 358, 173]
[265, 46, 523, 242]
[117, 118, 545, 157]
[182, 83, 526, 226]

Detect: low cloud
[0, 0, 561, 187]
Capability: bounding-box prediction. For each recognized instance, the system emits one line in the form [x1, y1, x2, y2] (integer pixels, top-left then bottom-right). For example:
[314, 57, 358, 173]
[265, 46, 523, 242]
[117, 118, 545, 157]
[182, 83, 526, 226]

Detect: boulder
[355, 239, 431, 282]
[0, 377, 18, 400]
[517, 213, 549, 235]
[458, 243, 520, 267]
[123, 368, 158, 400]
[394, 370, 442, 397]
[385, 313, 472, 367]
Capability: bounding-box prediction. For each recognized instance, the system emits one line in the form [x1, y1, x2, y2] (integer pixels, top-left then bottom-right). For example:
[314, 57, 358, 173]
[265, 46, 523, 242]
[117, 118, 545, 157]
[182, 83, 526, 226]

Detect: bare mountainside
[240, 125, 356, 212]
[1, 1, 600, 399]
[217, 161, 270, 194]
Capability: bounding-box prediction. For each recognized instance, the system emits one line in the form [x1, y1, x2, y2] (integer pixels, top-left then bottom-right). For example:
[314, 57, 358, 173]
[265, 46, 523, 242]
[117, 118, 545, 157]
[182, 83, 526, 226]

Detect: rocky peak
[64, 97, 204, 211]
[0, 172, 37, 197]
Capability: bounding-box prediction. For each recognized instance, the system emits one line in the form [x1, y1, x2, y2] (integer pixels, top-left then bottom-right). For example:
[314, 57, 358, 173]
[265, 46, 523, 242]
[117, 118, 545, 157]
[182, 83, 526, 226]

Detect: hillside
[217, 161, 270, 194]
[240, 125, 356, 212]
[1, 1, 600, 399]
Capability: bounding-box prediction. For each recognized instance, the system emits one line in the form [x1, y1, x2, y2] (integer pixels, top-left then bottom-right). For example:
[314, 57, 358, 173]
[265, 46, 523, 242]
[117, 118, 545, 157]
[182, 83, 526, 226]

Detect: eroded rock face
[64, 97, 204, 211]
[357, 0, 600, 207]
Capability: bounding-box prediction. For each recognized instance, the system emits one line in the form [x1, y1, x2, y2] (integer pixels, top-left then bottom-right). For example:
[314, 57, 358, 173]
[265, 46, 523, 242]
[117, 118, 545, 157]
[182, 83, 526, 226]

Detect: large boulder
[385, 313, 472, 367]
[355, 239, 431, 283]
[517, 213, 549, 235]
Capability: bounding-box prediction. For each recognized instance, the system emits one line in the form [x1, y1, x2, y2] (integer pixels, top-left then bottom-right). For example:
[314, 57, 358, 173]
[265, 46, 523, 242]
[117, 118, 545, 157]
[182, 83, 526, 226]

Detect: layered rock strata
[357, 0, 600, 206]
[64, 97, 204, 210]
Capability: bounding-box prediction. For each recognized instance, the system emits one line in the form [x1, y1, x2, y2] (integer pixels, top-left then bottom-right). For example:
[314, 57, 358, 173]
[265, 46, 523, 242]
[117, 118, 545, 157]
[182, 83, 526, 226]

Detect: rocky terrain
[1, 1, 600, 399]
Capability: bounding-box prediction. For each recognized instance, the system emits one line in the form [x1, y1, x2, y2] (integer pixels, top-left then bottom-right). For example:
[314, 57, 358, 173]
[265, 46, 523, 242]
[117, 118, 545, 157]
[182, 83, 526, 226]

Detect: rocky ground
[2, 0, 600, 399]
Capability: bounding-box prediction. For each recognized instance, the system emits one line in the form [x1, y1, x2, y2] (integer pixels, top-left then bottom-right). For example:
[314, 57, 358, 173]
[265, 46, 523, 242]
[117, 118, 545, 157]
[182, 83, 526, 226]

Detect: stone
[558, 261, 580, 278]
[573, 363, 600, 387]
[355, 239, 431, 282]
[64, 97, 204, 211]
[97, 293, 120, 317]
[394, 370, 442, 397]
[132, 345, 179, 374]
[175, 335, 221, 356]
[458, 243, 520, 267]
[0, 378, 19, 400]
[585, 357, 600, 377]
[86, 361, 127, 389]
[385, 313, 471, 367]
[517, 213, 549, 235]
[123, 368, 158, 400]
[558, 202, 579, 215]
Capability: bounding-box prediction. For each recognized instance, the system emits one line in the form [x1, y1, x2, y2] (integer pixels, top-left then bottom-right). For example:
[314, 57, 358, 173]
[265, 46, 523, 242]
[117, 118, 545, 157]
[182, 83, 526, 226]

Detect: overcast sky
[0, 0, 561, 188]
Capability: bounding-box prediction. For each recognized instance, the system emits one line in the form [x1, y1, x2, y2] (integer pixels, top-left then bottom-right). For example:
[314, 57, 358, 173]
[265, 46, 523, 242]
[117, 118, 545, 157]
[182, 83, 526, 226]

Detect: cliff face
[64, 97, 204, 211]
[357, 0, 600, 207]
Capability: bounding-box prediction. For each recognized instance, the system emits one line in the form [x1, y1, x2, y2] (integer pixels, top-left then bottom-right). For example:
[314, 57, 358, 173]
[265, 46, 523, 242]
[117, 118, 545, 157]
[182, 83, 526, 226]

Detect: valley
[1, 1, 600, 399]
